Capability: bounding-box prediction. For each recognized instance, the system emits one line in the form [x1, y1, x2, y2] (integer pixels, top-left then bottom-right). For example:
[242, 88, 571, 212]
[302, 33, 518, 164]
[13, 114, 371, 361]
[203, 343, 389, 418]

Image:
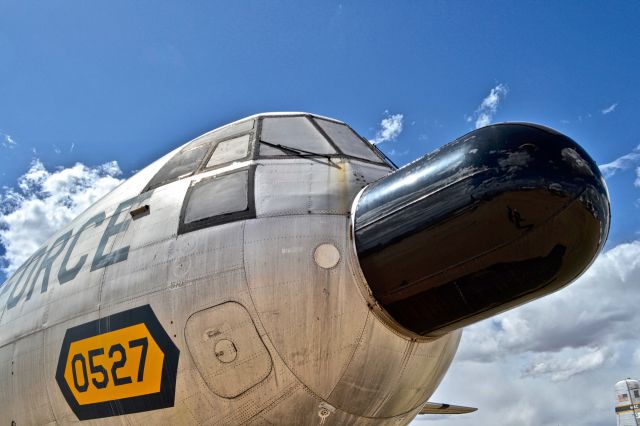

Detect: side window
[259, 116, 337, 156]
[186, 119, 254, 151]
[313, 118, 384, 163]
[178, 167, 255, 234]
[144, 119, 255, 192]
[204, 134, 251, 169]
[144, 144, 210, 192]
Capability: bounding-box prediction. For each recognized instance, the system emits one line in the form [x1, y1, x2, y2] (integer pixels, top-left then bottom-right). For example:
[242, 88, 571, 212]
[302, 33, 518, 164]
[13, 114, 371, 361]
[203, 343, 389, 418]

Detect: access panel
[185, 302, 272, 398]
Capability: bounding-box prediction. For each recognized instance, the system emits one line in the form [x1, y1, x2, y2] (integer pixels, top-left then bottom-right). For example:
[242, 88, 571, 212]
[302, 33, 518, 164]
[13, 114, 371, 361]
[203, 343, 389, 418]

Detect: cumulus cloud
[602, 103, 618, 115]
[468, 84, 509, 129]
[1, 132, 16, 148]
[412, 240, 640, 425]
[522, 347, 612, 382]
[599, 145, 640, 178]
[459, 241, 640, 360]
[371, 111, 404, 145]
[0, 160, 123, 274]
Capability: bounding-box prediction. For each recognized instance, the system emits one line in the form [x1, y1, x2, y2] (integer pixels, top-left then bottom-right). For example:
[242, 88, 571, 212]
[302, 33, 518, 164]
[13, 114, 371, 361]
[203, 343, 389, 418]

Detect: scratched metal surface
[0, 113, 462, 425]
[0, 115, 610, 424]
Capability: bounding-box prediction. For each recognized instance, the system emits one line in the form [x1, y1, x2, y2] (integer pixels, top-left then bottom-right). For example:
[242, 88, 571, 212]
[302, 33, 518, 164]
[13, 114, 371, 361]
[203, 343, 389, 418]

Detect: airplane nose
[353, 123, 610, 337]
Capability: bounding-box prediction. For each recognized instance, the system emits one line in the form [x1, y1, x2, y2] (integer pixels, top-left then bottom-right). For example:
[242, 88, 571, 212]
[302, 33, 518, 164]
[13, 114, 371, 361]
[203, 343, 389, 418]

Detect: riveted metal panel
[0, 113, 477, 425]
[125, 179, 188, 250]
[100, 217, 245, 308]
[325, 314, 411, 416]
[370, 330, 462, 416]
[244, 215, 369, 398]
[11, 332, 55, 424]
[0, 242, 103, 348]
[253, 385, 420, 425]
[254, 160, 390, 218]
[0, 343, 14, 424]
[44, 311, 102, 423]
[185, 302, 272, 398]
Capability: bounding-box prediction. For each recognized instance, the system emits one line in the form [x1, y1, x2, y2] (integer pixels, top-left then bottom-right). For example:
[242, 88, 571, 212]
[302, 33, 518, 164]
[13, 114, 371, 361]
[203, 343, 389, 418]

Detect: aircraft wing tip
[419, 402, 478, 415]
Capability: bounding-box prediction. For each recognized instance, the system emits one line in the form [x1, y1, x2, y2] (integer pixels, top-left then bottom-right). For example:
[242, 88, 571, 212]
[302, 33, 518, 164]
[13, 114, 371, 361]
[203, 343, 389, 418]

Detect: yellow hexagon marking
[63, 323, 164, 405]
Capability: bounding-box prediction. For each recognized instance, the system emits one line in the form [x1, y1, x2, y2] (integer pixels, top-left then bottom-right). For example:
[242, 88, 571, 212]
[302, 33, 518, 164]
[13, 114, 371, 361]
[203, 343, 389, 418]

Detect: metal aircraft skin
[0, 112, 610, 425]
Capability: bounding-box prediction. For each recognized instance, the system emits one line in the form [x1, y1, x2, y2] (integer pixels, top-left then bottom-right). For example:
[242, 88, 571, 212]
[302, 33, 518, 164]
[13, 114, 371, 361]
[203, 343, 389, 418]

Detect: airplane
[0, 112, 610, 425]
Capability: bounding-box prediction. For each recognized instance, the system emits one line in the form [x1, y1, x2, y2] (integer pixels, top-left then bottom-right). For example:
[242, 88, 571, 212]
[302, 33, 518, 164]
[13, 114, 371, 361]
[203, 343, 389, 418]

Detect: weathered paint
[0, 113, 461, 425]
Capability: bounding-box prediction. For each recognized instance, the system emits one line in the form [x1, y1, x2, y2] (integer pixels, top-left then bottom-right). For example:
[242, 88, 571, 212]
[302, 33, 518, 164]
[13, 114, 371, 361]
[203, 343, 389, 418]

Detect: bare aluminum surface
[0, 112, 460, 425]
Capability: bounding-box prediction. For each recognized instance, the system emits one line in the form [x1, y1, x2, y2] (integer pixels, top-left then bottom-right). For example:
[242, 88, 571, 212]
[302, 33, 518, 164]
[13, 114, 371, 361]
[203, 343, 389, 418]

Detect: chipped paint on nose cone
[353, 123, 611, 337]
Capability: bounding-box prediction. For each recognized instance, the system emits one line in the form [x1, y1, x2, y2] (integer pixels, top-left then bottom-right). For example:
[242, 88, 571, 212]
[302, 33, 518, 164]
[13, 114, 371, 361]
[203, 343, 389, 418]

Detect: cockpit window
[205, 134, 251, 169]
[313, 118, 383, 163]
[187, 119, 254, 151]
[144, 119, 255, 192]
[178, 167, 255, 234]
[144, 144, 209, 192]
[258, 115, 388, 165]
[144, 114, 390, 195]
[259, 116, 337, 156]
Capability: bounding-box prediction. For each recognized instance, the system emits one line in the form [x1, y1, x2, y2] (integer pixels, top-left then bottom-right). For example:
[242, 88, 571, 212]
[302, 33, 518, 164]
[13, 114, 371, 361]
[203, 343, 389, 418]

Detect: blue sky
[1, 1, 640, 424]
[2, 1, 639, 247]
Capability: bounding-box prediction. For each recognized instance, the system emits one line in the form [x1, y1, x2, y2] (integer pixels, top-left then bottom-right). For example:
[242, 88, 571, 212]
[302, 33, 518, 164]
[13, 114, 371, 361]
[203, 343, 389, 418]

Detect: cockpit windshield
[258, 115, 387, 165]
[259, 116, 336, 156]
[143, 113, 390, 193]
[313, 118, 383, 163]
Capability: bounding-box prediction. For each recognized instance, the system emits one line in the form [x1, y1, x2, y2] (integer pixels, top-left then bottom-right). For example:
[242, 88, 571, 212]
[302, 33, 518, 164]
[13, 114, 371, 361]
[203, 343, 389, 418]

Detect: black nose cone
[354, 123, 610, 337]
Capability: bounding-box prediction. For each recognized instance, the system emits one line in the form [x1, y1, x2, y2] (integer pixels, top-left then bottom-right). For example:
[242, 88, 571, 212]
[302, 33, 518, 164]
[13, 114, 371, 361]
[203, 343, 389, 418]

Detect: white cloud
[636, 167, 640, 188]
[0, 159, 123, 274]
[522, 347, 612, 382]
[468, 84, 509, 129]
[459, 241, 640, 359]
[602, 103, 618, 115]
[371, 112, 404, 145]
[387, 148, 410, 157]
[1, 132, 16, 148]
[412, 239, 640, 425]
[599, 145, 640, 178]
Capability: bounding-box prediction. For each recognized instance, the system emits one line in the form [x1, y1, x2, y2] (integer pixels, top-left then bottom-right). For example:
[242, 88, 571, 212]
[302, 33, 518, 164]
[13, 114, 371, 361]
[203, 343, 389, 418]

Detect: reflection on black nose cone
[353, 123, 610, 337]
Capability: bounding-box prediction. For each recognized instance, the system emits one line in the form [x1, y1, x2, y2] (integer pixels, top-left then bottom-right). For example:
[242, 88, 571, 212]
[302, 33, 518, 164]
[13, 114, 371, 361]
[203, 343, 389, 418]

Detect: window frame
[143, 143, 212, 193]
[177, 165, 256, 235]
[142, 113, 395, 196]
[142, 119, 256, 194]
[199, 131, 256, 173]
[311, 116, 390, 165]
[256, 114, 393, 167]
[182, 119, 256, 153]
[257, 115, 338, 157]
